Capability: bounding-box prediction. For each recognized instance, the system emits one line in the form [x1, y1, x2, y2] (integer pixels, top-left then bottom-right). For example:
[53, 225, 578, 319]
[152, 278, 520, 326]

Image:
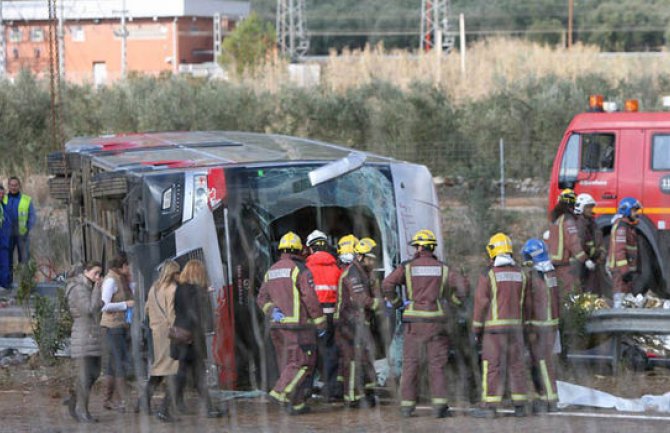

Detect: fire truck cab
[48, 131, 442, 389]
[549, 100, 670, 297]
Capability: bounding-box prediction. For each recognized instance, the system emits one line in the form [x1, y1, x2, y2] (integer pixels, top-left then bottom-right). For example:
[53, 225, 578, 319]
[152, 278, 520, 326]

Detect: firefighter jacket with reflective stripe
[524, 269, 560, 330]
[472, 265, 528, 332]
[306, 251, 342, 311]
[548, 213, 588, 266]
[3, 193, 33, 236]
[576, 214, 605, 260]
[606, 218, 638, 274]
[257, 254, 326, 330]
[337, 259, 380, 324]
[382, 250, 468, 323]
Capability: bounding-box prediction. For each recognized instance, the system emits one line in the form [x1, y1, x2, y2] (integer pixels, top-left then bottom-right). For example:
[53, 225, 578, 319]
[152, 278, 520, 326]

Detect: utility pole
[276, 0, 309, 62]
[0, 0, 5, 78]
[213, 12, 221, 65]
[58, 0, 64, 80]
[567, 0, 573, 48]
[120, 0, 127, 78]
[420, 0, 454, 54]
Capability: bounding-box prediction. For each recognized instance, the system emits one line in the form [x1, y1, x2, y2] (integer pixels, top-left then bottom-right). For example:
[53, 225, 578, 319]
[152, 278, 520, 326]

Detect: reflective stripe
[511, 394, 528, 402]
[336, 375, 344, 382]
[364, 382, 376, 389]
[550, 216, 565, 261]
[625, 246, 638, 251]
[472, 320, 483, 328]
[371, 298, 380, 312]
[400, 400, 416, 407]
[269, 389, 289, 403]
[540, 360, 557, 402]
[348, 361, 357, 402]
[410, 266, 442, 277]
[284, 366, 307, 394]
[281, 267, 302, 324]
[543, 274, 554, 326]
[615, 260, 628, 267]
[315, 284, 337, 291]
[291, 403, 306, 410]
[267, 268, 292, 280]
[313, 315, 326, 326]
[322, 307, 335, 314]
[495, 272, 523, 283]
[432, 397, 448, 405]
[481, 360, 490, 402]
[262, 302, 275, 315]
[404, 263, 448, 319]
[607, 221, 620, 268]
[528, 319, 560, 327]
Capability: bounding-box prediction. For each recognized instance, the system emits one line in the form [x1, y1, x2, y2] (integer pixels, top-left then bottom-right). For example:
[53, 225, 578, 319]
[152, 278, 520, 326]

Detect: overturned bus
[48, 131, 443, 389]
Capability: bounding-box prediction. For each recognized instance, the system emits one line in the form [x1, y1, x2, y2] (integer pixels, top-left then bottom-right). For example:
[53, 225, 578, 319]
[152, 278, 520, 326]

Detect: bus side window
[582, 133, 615, 172]
[559, 134, 580, 189]
[652, 134, 670, 170]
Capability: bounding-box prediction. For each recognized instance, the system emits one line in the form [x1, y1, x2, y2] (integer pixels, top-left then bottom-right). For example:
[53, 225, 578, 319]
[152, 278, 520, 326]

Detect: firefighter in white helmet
[574, 193, 605, 294]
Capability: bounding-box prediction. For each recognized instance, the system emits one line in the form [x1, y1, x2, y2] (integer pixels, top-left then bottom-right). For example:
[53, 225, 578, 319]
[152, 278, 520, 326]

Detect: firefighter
[382, 229, 468, 418]
[574, 193, 605, 294]
[305, 230, 343, 401]
[471, 233, 529, 418]
[256, 231, 327, 415]
[337, 234, 358, 268]
[606, 197, 642, 299]
[548, 188, 595, 299]
[336, 237, 381, 408]
[521, 239, 560, 413]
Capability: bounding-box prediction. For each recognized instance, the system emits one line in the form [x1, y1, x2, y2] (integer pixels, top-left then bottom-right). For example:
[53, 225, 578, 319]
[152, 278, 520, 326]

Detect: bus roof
[65, 131, 394, 171]
[568, 112, 670, 131]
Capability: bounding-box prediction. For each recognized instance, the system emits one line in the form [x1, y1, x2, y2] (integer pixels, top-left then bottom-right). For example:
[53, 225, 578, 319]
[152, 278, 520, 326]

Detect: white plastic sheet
[558, 380, 670, 413]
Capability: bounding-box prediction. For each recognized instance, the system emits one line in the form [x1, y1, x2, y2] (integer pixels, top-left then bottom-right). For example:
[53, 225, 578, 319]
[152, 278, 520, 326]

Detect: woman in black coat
[171, 259, 224, 418]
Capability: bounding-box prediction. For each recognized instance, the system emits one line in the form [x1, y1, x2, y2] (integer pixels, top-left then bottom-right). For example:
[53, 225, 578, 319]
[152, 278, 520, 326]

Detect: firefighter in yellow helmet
[337, 234, 359, 268]
[547, 188, 593, 298]
[471, 233, 530, 418]
[336, 237, 381, 408]
[382, 229, 469, 418]
[256, 231, 326, 415]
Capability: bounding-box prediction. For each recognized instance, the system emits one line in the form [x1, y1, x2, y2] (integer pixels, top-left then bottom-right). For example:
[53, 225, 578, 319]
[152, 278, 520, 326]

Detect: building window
[9, 28, 22, 43]
[34, 48, 41, 59]
[72, 26, 85, 42]
[653, 135, 670, 171]
[30, 28, 45, 42]
[13, 48, 19, 59]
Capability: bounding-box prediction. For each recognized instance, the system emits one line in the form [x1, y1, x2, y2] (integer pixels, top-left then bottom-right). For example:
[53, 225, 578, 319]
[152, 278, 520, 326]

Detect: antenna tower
[420, 0, 454, 53]
[276, 0, 309, 62]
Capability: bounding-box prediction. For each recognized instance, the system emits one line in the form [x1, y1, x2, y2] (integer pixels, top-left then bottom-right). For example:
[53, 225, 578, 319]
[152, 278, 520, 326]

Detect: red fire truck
[549, 96, 670, 297]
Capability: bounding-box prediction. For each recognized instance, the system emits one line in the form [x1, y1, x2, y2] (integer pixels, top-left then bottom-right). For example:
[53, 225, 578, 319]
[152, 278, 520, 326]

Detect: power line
[307, 26, 669, 37]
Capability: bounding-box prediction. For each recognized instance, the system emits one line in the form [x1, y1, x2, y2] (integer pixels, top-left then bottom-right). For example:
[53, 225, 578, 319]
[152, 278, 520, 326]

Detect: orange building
[1, 0, 250, 84]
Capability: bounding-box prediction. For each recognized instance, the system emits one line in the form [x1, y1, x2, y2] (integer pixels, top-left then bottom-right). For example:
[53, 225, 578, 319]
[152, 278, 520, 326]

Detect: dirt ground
[1, 358, 670, 433]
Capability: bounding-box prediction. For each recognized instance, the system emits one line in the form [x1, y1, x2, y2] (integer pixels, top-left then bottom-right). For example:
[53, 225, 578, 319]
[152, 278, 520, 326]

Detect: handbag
[168, 325, 193, 345]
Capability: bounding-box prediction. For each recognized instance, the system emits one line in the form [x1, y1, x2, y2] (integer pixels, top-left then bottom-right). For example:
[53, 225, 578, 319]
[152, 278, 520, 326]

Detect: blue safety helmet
[617, 197, 642, 218]
[521, 238, 549, 264]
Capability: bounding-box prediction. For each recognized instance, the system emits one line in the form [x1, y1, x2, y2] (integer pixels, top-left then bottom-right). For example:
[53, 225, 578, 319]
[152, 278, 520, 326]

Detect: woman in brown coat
[65, 261, 103, 422]
[138, 260, 180, 422]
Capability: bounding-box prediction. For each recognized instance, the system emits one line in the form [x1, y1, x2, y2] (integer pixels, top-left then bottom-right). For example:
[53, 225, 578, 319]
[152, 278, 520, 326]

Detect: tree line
[1, 70, 669, 179]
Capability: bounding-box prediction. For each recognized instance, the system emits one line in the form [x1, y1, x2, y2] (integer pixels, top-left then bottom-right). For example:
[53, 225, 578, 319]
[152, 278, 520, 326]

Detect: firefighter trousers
[269, 328, 317, 408]
[610, 270, 633, 294]
[315, 313, 341, 398]
[480, 330, 528, 406]
[337, 322, 376, 403]
[400, 322, 449, 409]
[528, 329, 558, 403]
[555, 264, 580, 300]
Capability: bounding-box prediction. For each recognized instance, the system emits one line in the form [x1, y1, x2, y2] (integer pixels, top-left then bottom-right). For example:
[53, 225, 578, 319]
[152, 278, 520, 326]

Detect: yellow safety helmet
[354, 237, 377, 257]
[278, 231, 302, 252]
[558, 188, 576, 204]
[486, 232, 513, 259]
[337, 234, 359, 255]
[410, 229, 438, 247]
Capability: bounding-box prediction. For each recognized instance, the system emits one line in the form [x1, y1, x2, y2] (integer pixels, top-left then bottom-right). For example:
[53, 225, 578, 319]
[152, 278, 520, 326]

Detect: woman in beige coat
[138, 260, 180, 422]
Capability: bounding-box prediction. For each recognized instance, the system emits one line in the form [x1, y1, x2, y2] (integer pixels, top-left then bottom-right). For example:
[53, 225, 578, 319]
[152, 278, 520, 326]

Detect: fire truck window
[652, 135, 670, 170]
[581, 133, 615, 172]
[559, 134, 580, 186]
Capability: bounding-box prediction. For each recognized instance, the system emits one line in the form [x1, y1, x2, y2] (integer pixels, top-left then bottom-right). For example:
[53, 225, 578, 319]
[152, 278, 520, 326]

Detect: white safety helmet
[575, 193, 597, 215]
[306, 230, 328, 247]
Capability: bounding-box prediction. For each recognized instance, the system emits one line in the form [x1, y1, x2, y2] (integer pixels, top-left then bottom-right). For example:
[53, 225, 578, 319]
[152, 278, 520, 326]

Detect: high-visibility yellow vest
[3, 194, 32, 235]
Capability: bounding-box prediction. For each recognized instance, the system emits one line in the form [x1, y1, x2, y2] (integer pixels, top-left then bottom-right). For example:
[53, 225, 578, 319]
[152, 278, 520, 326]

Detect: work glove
[399, 300, 412, 311]
[585, 260, 596, 271]
[271, 307, 285, 323]
[385, 300, 394, 309]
